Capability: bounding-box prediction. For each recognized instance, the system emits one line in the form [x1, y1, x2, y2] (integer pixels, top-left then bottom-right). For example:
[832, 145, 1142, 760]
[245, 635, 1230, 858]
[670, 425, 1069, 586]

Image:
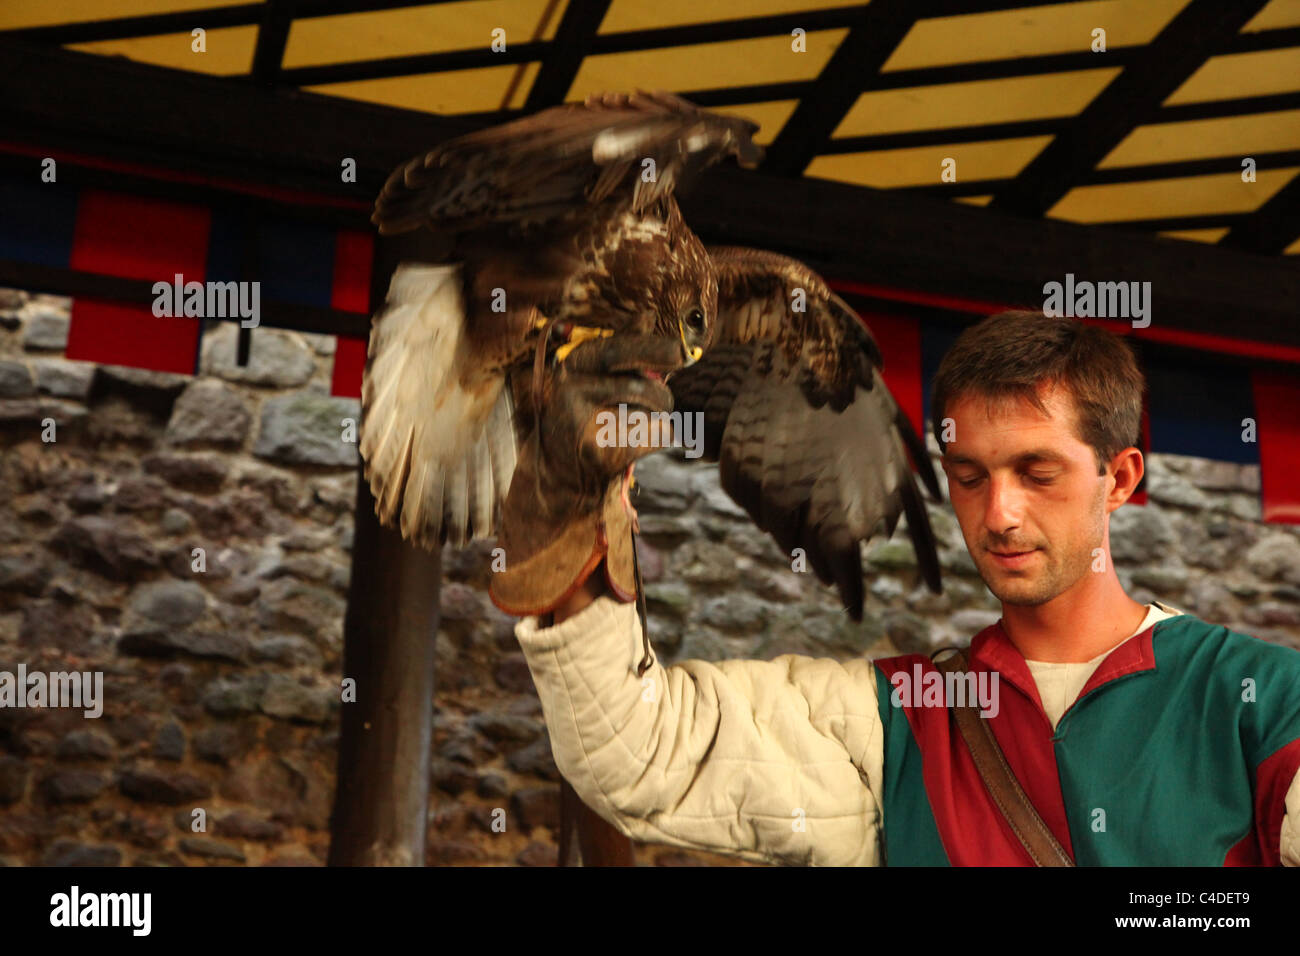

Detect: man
[497, 310, 1300, 866]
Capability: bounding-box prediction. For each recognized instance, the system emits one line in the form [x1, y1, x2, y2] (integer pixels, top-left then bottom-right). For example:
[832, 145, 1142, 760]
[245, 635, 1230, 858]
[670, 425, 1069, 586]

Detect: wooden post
[558, 777, 636, 866]
[329, 232, 442, 865]
[328, 472, 441, 865]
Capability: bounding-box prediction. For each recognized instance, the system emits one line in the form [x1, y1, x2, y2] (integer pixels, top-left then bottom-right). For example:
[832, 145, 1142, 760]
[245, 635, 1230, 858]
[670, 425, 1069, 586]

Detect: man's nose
[983, 473, 1024, 535]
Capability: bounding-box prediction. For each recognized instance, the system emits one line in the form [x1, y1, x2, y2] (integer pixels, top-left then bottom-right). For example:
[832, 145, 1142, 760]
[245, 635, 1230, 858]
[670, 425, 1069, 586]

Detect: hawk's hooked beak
[678, 319, 703, 367]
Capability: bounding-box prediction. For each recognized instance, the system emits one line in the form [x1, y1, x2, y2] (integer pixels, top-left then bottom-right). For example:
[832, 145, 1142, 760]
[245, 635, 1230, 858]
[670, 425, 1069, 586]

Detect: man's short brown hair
[930, 310, 1145, 473]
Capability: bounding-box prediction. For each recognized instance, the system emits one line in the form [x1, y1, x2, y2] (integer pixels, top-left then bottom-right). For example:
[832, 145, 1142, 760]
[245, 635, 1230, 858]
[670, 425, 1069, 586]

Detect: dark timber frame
[2, 40, 1296, 349]
[0, 7, 1297, 864]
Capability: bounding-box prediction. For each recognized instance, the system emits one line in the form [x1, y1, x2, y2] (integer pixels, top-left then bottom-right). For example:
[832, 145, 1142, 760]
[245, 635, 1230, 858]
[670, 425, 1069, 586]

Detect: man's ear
[1106, 446, 1144, 511]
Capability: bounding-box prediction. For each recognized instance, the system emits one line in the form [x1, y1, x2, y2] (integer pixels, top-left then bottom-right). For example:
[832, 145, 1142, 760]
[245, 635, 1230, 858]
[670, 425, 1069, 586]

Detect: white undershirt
[1023, 601, 1183, 730]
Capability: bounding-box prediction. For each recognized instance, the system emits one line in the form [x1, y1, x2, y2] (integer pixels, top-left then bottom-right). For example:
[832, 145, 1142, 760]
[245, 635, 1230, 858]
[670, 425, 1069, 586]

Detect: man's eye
[955, 476, 982, 488]
[1027, 474, 1056, 485]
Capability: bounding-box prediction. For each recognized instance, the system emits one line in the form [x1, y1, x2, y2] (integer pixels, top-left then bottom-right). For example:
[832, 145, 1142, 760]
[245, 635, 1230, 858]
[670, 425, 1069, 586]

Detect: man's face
[940, 384, 1112, 607]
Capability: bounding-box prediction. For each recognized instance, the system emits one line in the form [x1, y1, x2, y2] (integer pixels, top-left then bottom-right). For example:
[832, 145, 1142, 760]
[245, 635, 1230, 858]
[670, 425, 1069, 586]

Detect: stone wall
[1, 287, 1297, 867]
[0, 289, 358, 866]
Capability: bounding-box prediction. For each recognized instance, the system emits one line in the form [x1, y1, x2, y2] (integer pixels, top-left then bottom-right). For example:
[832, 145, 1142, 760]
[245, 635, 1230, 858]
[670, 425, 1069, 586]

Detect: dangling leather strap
[933, 649, 1075, 866]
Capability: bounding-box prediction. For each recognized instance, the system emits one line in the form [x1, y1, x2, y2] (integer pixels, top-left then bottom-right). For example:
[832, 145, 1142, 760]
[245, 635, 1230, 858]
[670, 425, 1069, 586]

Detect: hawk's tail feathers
[360, 262, 518, 550]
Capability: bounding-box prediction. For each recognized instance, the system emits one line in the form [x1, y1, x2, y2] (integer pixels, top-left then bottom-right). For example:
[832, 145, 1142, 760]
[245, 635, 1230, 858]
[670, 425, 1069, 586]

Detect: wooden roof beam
[251, 0, 294, 86]
[523, 0, 611, 111]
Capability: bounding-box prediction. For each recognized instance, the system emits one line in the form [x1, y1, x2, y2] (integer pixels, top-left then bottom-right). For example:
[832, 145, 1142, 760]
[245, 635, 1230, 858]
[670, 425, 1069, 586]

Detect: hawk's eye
[684, 307, 706, 334]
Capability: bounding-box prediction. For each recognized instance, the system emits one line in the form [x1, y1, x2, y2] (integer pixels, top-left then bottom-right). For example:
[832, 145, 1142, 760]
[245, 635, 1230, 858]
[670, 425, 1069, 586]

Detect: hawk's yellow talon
[555, 325, 613, 362]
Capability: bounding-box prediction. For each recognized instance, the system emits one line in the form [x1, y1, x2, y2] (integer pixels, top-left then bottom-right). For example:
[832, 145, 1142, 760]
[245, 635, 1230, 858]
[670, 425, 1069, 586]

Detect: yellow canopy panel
[284, 0, 567, 69]
[1101, 111, 1300, 167]
[833, 69, 1122, 138]
[883, 0, 1190, 72]
[599, 0, 866, 34]
[67, 26, 257, 76]
[567, 29, 848, 101]
[0, 0, 239, 30]
[1048, 167, 1300, 223]
[807, 136, 1054, 189]
[307, 63, 542, 114]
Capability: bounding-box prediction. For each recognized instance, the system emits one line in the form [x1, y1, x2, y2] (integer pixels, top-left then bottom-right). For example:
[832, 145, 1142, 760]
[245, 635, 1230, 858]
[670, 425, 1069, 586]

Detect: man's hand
[489, 333, 682, 619]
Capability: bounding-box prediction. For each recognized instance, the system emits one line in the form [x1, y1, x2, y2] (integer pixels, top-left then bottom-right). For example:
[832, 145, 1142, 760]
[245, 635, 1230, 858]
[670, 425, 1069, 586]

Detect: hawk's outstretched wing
[372, 89, 762, 236]
[669, 247, 943, 620]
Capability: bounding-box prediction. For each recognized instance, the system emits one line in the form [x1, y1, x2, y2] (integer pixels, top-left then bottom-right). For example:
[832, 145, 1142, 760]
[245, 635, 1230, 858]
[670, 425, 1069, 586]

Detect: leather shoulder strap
[934, 649, 1074, 866]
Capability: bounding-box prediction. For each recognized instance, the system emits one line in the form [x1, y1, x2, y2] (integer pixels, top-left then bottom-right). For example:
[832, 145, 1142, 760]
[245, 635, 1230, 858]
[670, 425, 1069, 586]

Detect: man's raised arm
[515, 573, 885, 866]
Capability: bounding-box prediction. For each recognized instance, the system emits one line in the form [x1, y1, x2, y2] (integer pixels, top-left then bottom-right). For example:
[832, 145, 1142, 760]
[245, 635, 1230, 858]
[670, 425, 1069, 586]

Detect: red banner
[329, 230, 374, 399]
[1253, 370, 1300, 525]
[65, 190, 210, 374]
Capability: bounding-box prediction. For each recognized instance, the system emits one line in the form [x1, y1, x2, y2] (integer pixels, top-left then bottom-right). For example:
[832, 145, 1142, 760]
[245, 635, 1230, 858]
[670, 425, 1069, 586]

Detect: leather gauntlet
[488, 333, 682, 619]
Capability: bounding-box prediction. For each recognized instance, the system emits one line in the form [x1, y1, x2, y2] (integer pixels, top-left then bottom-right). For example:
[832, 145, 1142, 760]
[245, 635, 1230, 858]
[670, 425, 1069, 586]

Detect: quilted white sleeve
[515, 595, 885, 866]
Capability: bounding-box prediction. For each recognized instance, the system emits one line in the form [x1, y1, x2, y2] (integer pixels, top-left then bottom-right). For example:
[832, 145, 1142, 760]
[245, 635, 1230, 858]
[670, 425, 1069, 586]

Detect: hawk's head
[652, 203, 717, 367]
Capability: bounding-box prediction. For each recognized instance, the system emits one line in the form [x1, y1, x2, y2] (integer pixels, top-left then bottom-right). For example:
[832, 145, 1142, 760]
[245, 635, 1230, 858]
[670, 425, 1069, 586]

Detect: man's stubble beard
[977, 480, 1108, 608]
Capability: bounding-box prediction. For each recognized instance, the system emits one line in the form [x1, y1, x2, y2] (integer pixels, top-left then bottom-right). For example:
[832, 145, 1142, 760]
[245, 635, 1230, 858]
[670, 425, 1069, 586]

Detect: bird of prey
[359, 90, 942, 622]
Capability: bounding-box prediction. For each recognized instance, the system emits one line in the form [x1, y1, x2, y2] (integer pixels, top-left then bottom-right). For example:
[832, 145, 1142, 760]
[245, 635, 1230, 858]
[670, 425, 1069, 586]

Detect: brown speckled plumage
[373, 90, 749, 360]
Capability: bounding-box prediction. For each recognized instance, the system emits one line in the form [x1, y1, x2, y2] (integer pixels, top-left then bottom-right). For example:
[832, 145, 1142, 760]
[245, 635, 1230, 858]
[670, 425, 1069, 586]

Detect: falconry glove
[488, 333, 683, 657]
